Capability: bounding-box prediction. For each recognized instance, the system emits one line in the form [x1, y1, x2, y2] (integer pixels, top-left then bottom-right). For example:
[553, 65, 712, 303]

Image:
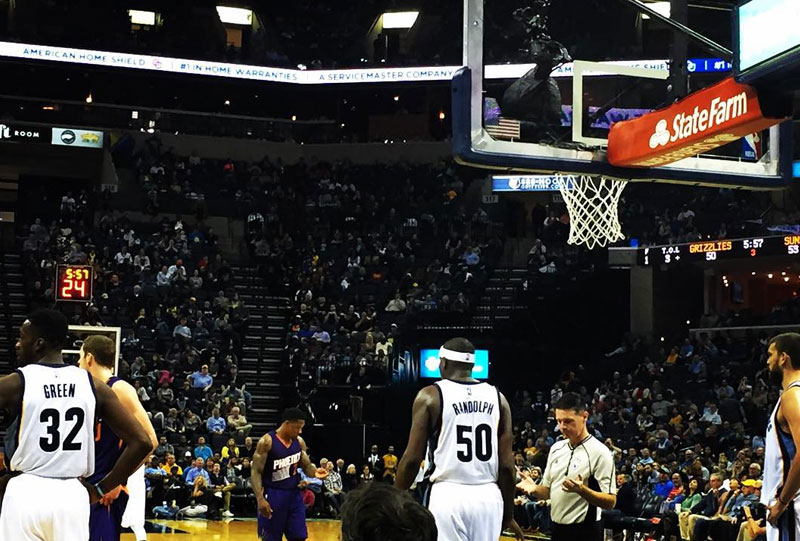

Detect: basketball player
[251, 408, 329, 541]
[394, 338, 523, 541]
[518, 392, 616, 541]
[79, 335, 157, 541]
[0, 309, 152, 541]
[764, 333, 800, 540]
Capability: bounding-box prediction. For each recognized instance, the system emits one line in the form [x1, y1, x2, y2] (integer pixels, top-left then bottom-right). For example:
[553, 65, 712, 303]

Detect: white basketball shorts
[120, 464, 146, 530]
[427, 481, 504, 541]
[0, 473, 90, 541]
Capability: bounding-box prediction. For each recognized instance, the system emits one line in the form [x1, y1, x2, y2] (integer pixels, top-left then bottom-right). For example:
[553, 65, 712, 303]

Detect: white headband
[439, 346, 475, 364]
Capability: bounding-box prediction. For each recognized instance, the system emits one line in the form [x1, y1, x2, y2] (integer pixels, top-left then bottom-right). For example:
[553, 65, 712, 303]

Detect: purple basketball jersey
[263, 430, 302, 490]
[88, 376, 124, 485]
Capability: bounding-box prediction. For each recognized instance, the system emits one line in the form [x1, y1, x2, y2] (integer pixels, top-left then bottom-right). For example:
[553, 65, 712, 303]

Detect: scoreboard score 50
[55, 264, 93, 302]
[639, 235, 800, 265]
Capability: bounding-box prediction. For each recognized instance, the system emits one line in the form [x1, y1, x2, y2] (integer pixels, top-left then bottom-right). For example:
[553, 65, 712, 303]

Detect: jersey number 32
[39, 407, 85, 452]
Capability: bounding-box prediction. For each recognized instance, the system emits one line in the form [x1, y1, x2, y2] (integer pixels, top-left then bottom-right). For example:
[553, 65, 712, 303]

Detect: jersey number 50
[456, 424, 492, 462]
[39, 407, 85, 452]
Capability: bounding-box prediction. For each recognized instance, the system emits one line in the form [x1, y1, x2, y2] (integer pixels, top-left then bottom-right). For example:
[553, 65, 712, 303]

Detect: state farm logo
[649, 120, 670, 149]
[647, 92, 749, 150]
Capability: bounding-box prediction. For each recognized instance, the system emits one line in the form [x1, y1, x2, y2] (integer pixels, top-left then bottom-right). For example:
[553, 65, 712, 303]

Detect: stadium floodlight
[641, 2, 670, 19]
[128, 10, 156, 26]
[216, 6, 253, 25]
[382, 11, 419, 29]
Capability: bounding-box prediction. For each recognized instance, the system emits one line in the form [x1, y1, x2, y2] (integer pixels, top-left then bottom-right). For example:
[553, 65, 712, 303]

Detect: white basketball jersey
[8, 364, 96, 478]
[427, 379, 500, 485]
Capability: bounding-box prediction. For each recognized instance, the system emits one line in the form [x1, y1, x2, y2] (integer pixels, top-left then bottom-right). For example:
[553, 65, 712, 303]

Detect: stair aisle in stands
[231, 264, 289, 436]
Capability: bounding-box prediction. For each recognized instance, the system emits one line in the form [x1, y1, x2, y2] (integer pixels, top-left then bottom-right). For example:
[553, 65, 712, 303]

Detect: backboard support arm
[616, 0, 733, 59]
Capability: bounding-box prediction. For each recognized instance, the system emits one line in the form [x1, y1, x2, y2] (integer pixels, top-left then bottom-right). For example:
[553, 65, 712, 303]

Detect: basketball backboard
[64, 325, 121, 374]
[454, 0, 793, 189]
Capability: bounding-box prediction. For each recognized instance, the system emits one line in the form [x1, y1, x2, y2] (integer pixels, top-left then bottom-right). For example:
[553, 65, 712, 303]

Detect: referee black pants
[550, 520, 602, 541]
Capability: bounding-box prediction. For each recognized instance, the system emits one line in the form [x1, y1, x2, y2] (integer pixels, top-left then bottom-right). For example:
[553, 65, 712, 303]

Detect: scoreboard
[55, 264, 93, 302]
[639, 235, 800, 265]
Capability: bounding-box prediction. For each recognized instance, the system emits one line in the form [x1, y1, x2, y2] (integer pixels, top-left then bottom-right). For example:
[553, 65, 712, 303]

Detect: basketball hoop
[555, 174, 628, 249]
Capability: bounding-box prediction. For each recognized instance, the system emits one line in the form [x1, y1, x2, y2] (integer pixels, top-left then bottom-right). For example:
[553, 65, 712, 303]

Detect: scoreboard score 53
[639, 235, 800, 265]
[55, 265, 93, 302]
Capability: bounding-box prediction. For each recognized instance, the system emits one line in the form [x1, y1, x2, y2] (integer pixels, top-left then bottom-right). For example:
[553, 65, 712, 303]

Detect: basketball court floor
[119, 518, 533, 540]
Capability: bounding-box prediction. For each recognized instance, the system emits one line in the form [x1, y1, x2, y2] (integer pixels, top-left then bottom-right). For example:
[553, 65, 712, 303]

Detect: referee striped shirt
[540, 434, 616, 524]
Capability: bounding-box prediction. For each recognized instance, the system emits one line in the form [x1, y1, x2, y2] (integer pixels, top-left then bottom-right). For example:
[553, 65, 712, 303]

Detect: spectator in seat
[651, 394, 671, 422]
[385, 293, 407, 313]
[179, 475, 209, 518]
[360, 464, 375, 484]
[654, 467, 675, 498]
[173, 317, 192, 342]
[194, 436, 213, 461]
[322, 460, 344, 517]
[681, 473, 726, 541]
[183, 409, 202, 438]
[701, 403, 722, 425]
[185, 457, 211, 486]
[208, 462, 237, 518]
[382, 446, 398, 483]
[189, 364, 213, 392]
[227, 406, 252, 439]
[241, 436, 256, 461]
[221, 437, 240, 463]
[747, 462, 762, 481]
[155, 435, 174, 459]
[615, 474, 635, 516]
[659, 477, 702, 540]
[343, 464, 359, 492]
[207, 407, 227, 442]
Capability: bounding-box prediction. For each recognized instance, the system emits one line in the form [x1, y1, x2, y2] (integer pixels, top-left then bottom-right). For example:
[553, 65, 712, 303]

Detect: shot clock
[55, 264, 93, 302]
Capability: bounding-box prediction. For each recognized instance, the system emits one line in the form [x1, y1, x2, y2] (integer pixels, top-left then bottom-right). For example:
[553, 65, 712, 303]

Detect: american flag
[485, 117, 521, 140]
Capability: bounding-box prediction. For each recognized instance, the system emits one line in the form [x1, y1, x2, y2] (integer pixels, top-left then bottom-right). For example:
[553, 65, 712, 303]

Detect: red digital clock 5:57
[55, 265, 93, 302]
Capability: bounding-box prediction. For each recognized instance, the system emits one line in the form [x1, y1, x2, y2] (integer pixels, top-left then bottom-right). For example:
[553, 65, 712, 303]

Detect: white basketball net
[555, 174, 628, 250]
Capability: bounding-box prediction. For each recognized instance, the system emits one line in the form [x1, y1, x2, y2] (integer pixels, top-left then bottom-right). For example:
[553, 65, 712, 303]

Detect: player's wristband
[94, 483, 106, 498]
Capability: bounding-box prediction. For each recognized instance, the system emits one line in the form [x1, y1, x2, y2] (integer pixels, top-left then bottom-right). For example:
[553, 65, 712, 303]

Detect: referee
[519, 393, 616, 541]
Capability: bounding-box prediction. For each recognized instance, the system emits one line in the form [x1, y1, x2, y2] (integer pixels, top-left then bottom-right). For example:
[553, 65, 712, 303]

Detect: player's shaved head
[26, 309, 69, 350]
[16, 309, 68, 364]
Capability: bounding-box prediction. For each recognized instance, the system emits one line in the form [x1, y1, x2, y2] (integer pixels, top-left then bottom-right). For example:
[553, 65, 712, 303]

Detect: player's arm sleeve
[394, 386, 435, 491]
[94, 377, 153, 494]
[114, 381, 158, 457]
[251, 434, 272, 502]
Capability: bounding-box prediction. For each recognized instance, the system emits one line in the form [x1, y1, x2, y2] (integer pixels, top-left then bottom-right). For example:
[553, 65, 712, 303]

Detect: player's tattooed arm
[298, 436, 328, 479]
[252, 433, 273, 519]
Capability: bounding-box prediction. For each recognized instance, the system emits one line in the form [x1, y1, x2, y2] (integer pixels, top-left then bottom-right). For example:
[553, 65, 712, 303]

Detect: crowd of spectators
[620, 185, 777, 248]
[507, 329, 776, 540]
[18, 186, 264, 516]
[118, 136, 505, 423]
